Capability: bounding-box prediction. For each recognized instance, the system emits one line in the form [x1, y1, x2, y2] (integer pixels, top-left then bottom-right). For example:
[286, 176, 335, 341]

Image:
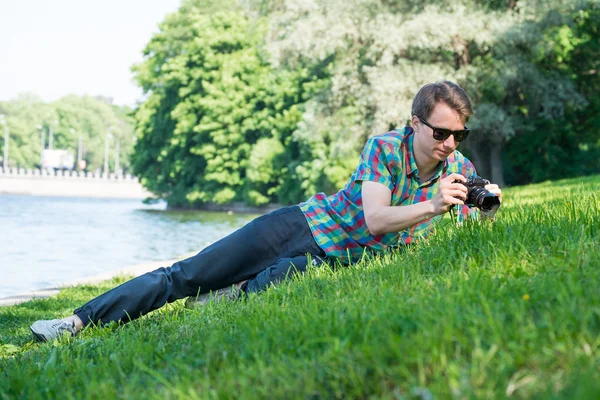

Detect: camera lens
[469, 187, 500, 211]
[479, 194, 500, 211]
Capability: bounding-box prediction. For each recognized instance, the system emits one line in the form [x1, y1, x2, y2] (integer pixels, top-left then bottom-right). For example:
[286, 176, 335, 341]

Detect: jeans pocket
[297, 235, 325, 257]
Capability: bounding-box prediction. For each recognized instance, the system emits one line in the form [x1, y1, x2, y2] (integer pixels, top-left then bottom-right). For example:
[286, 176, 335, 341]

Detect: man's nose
[443, 134, 456, 148]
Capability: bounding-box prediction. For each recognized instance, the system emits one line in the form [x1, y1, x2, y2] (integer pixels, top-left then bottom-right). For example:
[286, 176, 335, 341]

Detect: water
[0, 195, 256, 298]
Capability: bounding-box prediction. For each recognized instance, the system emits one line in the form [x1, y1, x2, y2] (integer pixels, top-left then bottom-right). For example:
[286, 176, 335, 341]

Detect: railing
[0, 167, 139, 182]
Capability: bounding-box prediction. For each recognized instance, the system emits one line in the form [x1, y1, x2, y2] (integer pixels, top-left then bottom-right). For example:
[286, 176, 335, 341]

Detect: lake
[0, 195, 256, 298]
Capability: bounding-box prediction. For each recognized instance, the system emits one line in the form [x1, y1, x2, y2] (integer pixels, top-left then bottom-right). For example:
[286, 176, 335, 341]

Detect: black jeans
[74, 205, 326, 326]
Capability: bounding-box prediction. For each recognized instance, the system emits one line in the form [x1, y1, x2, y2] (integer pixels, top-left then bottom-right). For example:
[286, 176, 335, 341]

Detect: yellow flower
[523, 294, 530, 301]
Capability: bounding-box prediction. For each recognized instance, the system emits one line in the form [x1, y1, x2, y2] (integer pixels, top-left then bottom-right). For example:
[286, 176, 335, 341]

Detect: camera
[455, 175, 500, 218]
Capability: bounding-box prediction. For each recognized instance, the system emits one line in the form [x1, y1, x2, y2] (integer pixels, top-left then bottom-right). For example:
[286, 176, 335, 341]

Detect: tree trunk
[462, 140, 490, 179]
[489, 142, 506, 187]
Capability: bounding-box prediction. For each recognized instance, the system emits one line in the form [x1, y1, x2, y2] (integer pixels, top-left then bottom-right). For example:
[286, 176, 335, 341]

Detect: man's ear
[411, 115, 420, 131]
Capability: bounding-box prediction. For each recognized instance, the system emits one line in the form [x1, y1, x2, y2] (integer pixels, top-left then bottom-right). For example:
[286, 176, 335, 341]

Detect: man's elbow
[364, 212, 384, 236]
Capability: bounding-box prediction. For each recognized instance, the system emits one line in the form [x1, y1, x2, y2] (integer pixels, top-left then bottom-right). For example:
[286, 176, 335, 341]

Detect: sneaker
[185, 285, 240, 308]
[30, 319, 76, 342]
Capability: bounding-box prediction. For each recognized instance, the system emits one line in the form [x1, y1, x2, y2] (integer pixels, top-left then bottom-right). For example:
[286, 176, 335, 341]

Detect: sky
[0, 0, 182, 107]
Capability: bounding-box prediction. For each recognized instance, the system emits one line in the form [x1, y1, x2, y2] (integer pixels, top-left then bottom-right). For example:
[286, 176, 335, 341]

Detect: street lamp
[48, 119, 58, 150]
[70, 128, 83, 170]
[115, 140, 120, 176]
[37, 124, 45, 168]
[0, 115, 8, 171]
[104, 126, 114, 176]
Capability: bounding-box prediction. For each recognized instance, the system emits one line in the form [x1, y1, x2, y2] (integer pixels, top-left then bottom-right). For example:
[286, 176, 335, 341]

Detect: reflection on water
[0, 195, 257, 298]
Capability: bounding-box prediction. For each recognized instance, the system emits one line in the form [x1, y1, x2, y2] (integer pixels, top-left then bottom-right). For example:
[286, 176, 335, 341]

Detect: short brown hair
[411, 80, 473, 123]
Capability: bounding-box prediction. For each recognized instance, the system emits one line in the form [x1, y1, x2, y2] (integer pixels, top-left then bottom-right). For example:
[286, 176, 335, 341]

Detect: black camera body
[455, 175, 501, 217]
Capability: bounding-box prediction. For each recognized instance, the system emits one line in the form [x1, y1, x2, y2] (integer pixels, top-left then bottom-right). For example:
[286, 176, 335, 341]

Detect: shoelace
[52, 321, 76, 336]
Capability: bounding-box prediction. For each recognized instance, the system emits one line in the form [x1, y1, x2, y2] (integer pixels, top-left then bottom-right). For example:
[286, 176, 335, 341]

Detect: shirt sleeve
[350, 137, 396, 191]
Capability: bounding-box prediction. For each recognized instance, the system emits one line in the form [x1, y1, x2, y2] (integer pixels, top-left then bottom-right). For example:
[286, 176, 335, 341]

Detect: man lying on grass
[30, 80, 502, 342]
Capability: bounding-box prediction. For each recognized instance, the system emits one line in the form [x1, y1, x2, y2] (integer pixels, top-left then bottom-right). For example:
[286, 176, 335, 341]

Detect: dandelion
[523, 294, 530, 301]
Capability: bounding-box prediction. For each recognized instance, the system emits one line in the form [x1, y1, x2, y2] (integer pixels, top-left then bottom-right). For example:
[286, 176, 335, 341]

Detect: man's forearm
[365, 201, 438, 235]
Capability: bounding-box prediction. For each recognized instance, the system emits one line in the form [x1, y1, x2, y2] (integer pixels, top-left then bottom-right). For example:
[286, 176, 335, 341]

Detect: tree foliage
[0, 95, 135, 172]
[128, 0, 600, 207]
[131, 2, 326, 206]
[245, 0, 598, 187]
[503, 4, 600, 184]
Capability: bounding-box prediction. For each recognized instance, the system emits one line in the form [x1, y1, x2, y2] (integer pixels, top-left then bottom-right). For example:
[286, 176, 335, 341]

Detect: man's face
[412, 102, 466, 163]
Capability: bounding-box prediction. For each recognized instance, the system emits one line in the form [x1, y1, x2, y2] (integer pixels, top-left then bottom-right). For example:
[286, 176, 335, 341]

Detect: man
[30, 80, 502, 342]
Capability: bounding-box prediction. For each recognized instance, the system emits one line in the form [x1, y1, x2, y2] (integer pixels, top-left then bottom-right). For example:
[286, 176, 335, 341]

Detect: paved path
[0, 254, 195, 307]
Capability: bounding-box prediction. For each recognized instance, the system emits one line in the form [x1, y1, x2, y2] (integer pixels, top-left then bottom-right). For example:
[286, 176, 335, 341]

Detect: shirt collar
[404, 127, 419, 176]
[404, 126, 449, 183]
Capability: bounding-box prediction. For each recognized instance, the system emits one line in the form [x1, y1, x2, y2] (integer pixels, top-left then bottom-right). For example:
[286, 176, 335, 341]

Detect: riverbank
[0, 165, 292, 213]
[0, 168, 151, 199]
[0, 169, 286, 213]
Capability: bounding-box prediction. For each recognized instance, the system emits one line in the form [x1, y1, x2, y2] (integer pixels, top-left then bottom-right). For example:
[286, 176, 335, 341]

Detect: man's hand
[484, 183, 502, 203]
[431, 173, 468, 215]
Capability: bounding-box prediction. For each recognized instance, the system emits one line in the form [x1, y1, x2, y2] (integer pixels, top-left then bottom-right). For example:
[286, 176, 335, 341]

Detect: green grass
[1, 175, 600, 399]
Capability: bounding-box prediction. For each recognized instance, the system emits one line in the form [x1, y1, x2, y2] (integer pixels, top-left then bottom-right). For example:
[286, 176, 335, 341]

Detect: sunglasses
[417, 116, 470, 142]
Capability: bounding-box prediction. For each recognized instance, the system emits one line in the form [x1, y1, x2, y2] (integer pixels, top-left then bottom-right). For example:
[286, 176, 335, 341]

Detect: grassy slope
[0, 175, 599, 399]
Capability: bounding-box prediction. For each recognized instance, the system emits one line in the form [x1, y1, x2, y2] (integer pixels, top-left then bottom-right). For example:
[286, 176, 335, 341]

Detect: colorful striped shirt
[299, 126, 478, 262]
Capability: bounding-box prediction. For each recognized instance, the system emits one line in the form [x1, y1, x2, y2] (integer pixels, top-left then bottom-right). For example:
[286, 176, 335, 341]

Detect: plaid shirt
[299, 126, 478, 262]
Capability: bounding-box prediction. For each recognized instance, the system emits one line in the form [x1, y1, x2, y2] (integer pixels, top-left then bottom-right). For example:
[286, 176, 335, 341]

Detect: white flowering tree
[243, 0, 592, 187]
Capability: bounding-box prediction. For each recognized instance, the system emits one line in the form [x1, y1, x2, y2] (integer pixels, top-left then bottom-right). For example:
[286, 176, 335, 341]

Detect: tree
[0, 94, 55, 168]
[131, 1, 323, 207]
[502, 3, 600, 184]
[245, 0, 598, 188]
[52, 95, 136, 172]
[0, 95, 135, 172]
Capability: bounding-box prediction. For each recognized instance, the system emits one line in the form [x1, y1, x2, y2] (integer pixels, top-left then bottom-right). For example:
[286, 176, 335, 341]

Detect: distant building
[93, 95, 114, 105]
[42, 149, 75, 170]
